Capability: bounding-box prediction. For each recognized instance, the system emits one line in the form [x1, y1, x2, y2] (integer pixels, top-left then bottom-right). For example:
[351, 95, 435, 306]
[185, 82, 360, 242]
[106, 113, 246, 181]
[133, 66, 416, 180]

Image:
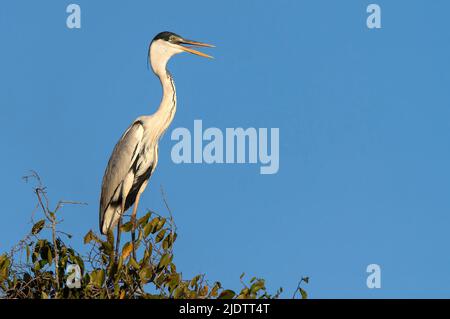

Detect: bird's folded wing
[99, 120, 144, 220]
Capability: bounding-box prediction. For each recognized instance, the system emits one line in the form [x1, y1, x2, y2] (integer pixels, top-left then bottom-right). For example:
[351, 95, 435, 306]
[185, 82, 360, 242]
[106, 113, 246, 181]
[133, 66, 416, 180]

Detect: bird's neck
[154, 67, 177, 136]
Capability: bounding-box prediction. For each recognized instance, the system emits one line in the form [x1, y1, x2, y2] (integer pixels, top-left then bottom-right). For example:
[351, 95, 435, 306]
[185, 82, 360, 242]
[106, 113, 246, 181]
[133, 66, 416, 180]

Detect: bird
[99, 31, 213, 256]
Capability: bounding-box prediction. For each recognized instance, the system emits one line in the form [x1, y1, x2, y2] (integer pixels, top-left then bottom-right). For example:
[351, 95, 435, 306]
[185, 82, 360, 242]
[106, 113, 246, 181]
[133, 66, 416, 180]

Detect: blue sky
[1, 0, 450, 298]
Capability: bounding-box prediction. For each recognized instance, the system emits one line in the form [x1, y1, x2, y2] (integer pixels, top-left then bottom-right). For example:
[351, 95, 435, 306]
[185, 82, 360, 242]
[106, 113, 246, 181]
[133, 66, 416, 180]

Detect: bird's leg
[115, 202, 126, 264]
[114, 216, 122, 264]
[131, 192, 142, 261]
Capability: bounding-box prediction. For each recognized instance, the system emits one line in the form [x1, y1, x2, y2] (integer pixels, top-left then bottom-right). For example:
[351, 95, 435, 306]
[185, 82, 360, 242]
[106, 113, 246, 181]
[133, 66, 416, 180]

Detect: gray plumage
[100, 120, 156, 234]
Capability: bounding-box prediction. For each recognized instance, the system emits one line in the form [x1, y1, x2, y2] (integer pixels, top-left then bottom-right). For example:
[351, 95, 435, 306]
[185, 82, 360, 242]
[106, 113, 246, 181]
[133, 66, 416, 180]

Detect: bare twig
[21, 171, 86, 295]
[160, 185, 177, 232]
[54, 200, 88, 212]
[292, 277, 309, 299]
[35, 187, 60, 291]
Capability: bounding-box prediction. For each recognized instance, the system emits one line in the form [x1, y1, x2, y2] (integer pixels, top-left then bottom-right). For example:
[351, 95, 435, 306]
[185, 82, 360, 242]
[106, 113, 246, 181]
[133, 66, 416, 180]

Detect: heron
[99, 31, 213, 257]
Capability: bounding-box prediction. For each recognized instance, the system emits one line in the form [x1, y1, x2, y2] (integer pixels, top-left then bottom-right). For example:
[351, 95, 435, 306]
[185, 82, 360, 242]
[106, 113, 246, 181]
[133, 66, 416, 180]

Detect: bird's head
[148, 31, 214, 74]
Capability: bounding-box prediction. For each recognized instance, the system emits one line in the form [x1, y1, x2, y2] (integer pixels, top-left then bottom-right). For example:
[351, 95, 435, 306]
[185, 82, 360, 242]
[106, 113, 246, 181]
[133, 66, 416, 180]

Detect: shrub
[0, 173, 307, 299]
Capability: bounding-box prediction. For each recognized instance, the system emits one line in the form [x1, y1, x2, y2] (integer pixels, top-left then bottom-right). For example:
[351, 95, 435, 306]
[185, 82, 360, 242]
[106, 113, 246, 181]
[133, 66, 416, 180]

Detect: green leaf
[46, 246, 53, 264]
[121, 221, 133, 233]
[139, 266, 153, 283]
[250, 280, 265, 294]
[138, 212, 152, 226]
[26, 246, 30, 263]
[155, 218, 166, 232]
[210, 283, 220, 297]
[300, 288, 308, 299]
[129, 257, 140, 270]
[239, 288, 250, 298]
[84, 231, 92, 244]
[101, 242, 113, 254]
[121, 242, 133, 259]
[170, 262, 177, 274]
[157, 253, 172, 270]
[155, 229, 166, 243]
[218, 289, 236, 299]
[190, 275, 201, 288]
[173, 286, 184, 299]
[144, 218, 159, 237]
[143, 223, 152, 238]
[34, 261, 41, 271]
[0, 255, 11, 280]
[31, 220, 45, 235]
[200, 285, 209, 297]
[39, 259, 47, 268]
[163, 233, 176, 250]
[90, 269, 105, 288]
[83, 230, 101, 244]
[167, 273, 181, 291]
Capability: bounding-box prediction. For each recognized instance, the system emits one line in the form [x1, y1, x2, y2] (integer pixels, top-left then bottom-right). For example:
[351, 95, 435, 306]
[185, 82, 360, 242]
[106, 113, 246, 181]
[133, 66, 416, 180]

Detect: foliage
[0, 173, 308, 299]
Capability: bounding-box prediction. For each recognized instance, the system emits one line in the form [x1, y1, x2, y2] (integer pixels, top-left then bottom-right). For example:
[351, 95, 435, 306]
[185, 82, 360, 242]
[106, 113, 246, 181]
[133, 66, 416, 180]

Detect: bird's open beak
[178, 39, 214, 59]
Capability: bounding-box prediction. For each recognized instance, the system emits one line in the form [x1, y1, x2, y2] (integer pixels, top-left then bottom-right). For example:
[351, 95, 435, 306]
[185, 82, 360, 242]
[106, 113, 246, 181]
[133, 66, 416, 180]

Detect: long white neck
[150, 42, 179, 137]
[155, 67, 177, 132]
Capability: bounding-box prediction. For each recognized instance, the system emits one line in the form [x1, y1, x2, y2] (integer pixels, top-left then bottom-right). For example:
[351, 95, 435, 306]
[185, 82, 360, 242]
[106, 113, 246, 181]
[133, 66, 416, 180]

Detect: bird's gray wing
[99, 120, 144, 228]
